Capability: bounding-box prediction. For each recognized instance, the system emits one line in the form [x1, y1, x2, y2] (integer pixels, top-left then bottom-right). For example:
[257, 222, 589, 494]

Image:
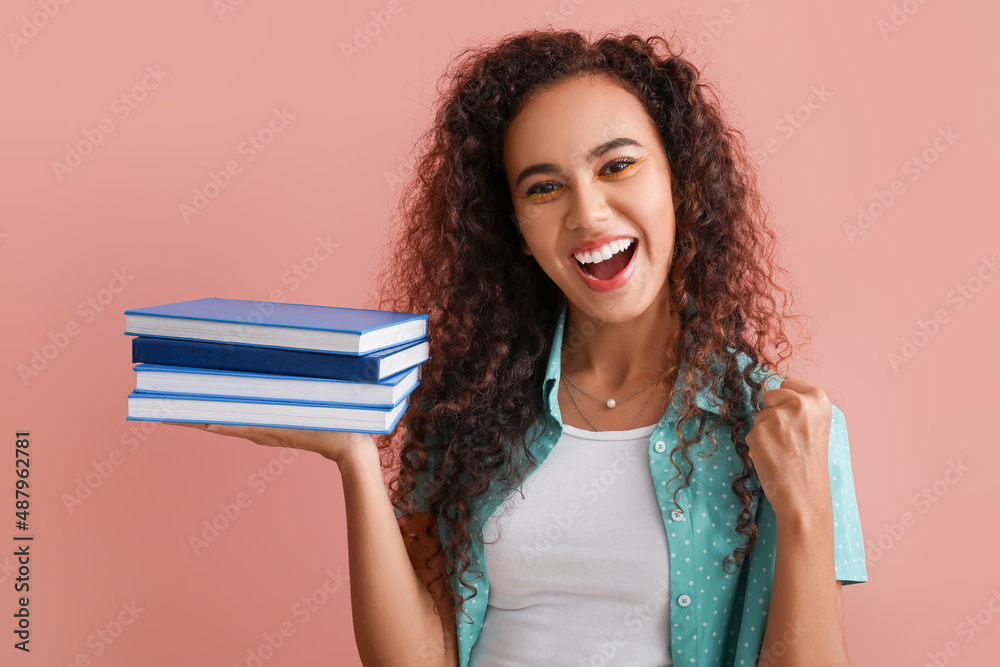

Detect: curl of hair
[369, 27, 808, 625]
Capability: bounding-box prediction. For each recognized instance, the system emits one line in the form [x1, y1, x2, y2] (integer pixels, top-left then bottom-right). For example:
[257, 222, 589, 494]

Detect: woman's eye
[601, 156, 642, 176]
[522, 156, 645, 200]
[525, 182, 562, 199]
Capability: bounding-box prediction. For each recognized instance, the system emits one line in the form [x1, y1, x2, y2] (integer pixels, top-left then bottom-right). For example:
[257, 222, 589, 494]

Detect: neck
[560, 296, 681, 394]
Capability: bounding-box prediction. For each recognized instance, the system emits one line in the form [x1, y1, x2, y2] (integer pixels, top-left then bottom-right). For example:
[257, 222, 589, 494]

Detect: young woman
[169, 28, 868, 667]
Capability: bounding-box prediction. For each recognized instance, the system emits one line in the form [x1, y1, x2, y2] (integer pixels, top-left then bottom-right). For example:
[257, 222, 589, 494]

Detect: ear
[521, 238, 533, 256]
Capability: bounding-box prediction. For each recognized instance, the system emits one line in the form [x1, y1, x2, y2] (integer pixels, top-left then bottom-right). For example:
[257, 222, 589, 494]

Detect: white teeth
[574, 238, 634, 264]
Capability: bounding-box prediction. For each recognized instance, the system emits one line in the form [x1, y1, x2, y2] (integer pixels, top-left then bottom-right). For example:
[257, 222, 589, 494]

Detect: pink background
[2, 0, 997, 665]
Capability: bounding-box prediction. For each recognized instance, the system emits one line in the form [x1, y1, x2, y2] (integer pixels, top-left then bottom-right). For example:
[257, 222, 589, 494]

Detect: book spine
[131, 336, 383, 382]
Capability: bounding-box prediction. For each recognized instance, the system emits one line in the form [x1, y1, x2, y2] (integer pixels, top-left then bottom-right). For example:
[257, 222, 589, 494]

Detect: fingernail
[206, 425, 218, 431]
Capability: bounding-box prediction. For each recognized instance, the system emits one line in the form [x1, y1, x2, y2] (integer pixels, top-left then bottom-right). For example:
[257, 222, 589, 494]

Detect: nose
[564, 178, 612, 230]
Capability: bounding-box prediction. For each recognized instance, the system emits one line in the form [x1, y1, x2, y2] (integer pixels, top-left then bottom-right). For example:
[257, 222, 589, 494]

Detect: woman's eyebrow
[513, 137, 643, 188]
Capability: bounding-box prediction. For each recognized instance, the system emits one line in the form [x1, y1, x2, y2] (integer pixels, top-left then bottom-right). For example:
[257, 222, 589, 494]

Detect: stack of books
[123, 297, 430, 434]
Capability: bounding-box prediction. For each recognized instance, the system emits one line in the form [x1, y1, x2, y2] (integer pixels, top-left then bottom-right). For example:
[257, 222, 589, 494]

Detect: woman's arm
[339, 437, 458, 667]
[745, 380, 859, 666]
[756, 509, 851, 667]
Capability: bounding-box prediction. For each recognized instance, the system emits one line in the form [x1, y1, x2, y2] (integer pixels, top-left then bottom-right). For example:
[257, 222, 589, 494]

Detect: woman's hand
[161, 422, 376, 466]
[744, 377, 834, 524]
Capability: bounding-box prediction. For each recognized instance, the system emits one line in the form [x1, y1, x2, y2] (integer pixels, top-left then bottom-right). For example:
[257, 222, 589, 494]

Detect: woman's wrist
[327, 431, 380, 469]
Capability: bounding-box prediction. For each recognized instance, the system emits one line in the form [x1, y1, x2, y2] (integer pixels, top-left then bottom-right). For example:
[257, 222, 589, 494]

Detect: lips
[570, 237, 639, 292]
[568, 234, 636, 259]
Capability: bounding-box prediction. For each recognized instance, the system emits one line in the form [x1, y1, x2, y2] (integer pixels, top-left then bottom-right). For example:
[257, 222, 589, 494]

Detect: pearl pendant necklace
[561, 372, 656, 408]
[560, 371, 660, 431]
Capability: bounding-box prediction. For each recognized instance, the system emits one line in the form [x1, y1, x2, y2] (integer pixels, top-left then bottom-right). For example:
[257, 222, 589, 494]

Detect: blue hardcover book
[131, 335, 430, 381]
[132, 363, 421, 408]
[126, 389, 413, 435]
[123, 297, 428, 355]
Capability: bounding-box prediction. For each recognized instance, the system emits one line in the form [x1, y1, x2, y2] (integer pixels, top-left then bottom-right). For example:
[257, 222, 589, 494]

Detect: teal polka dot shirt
[403, 298, 868, 667]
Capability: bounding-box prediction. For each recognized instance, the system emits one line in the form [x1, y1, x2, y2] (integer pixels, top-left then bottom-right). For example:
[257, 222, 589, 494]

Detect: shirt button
[678, 594, 691, 607]
[654, 440, 667, 453]
[671, 509, 684, 521]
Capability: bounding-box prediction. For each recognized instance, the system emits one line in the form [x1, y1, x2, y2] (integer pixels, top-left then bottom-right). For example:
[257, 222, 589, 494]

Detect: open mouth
[574, 238, 638, 282]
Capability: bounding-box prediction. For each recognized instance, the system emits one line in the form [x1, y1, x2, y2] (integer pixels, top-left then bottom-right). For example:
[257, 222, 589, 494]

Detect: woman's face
[502, 73, 676, 323]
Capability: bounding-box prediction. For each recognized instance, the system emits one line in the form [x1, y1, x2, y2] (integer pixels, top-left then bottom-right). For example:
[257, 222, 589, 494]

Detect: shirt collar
[543, 297, 779, 423]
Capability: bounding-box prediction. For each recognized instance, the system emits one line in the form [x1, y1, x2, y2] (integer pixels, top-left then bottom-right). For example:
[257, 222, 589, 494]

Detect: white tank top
[469, 422, 673, 666]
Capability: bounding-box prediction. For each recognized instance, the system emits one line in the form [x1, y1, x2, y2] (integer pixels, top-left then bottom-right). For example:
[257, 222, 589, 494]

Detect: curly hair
[368, 27, 807, 625]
